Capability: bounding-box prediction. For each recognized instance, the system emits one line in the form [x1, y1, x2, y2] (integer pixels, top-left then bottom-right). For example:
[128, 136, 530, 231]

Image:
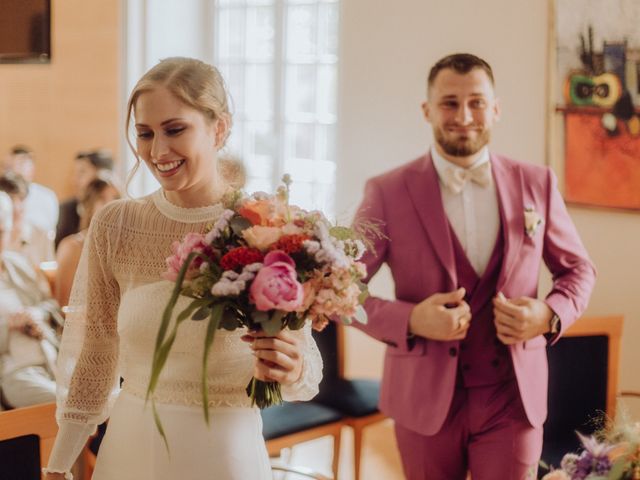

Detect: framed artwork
[547, 0, 640, 211]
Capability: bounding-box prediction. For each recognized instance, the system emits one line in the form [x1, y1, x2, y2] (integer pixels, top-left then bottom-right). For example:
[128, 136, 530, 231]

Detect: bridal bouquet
[147, 175, 370, 432]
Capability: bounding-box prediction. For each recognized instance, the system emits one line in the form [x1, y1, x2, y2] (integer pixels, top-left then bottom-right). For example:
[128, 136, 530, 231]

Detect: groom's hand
[493, 292, 553, 345]
[409, 288, 471, 341]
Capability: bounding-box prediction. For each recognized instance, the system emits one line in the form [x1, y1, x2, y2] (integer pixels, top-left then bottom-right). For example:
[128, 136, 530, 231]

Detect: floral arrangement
[542, 420, 640, 480]
[146, 175, 370, 436]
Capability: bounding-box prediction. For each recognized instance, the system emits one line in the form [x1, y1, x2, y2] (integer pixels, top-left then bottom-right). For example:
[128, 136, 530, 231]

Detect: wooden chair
[541, 315, 624, 474]
[271, 462, 333, 479]
[312, 323, 386, 480]
[0, 402, 58, 479]
[262, 401, 344, 479]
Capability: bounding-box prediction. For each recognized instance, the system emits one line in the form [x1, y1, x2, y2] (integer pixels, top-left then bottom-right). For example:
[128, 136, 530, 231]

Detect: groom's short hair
[428, 53, 495, 90]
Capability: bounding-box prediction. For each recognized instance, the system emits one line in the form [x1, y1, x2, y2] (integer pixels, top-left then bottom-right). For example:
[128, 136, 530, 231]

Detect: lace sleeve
[55, 205, 122, 426]
[281, 322, 322, 401]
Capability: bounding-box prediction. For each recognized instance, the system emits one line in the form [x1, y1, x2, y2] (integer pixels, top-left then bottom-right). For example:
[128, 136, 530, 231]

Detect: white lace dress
[46, 191, 322, 480]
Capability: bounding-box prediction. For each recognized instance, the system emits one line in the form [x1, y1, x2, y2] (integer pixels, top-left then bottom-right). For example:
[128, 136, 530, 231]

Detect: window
[124, 0, 339, 216]
[215, 0, 339, 216]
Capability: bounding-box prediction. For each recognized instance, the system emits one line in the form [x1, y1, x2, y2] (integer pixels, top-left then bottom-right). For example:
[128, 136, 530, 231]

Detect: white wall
[336, 0, 640, 416]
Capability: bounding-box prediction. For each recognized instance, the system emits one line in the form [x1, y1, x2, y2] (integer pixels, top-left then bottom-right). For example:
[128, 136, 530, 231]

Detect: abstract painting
[549, 0, 640, 210]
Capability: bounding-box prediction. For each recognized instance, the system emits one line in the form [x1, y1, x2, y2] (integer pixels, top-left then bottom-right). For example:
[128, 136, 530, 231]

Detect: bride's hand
[242, 330, 303, 385]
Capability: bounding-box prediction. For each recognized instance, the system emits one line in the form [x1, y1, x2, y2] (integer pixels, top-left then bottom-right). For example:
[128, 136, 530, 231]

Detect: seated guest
[55, 149, 114, 249]
[55, 176, 121, 307]
[0, 171, 55, 267]
[0, 192, 63, 408]
[3, 145, 59, 237]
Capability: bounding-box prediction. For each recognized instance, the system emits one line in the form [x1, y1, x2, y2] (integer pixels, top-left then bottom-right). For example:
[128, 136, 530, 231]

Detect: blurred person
[55, 177, 121, 307]
[218, 153, 247, 189]
[0, 191, 63, 408]
[55, 149, 114, 249]
[4, 145, 59, 235]
[0, 171, 55, 266]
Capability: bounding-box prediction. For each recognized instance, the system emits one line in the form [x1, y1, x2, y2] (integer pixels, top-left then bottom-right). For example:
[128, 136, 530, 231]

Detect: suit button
[449, 347, 458, 357]
[491, 358, 500, 368]
[462, 364, 471, 371]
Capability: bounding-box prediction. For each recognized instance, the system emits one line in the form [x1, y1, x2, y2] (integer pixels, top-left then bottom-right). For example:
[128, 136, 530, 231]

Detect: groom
[353, 53, 596, 479]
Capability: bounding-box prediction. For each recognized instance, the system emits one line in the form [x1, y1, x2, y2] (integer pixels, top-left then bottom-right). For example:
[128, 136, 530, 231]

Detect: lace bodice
[56, 190, 322, 425]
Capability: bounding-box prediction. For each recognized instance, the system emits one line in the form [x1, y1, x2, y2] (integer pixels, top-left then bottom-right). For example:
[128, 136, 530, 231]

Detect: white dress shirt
[431, 146, 500, 276]
[24, 182, 59, 234]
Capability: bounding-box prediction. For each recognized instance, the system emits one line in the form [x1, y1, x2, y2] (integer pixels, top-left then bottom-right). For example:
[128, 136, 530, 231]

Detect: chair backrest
[311, 321, 345, 384]
[0, 402, 58, 476]
[543, 316, 623, 466]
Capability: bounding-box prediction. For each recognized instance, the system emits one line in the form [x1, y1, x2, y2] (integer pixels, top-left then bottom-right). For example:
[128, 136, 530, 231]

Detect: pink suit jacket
[353, 152, 596, 436]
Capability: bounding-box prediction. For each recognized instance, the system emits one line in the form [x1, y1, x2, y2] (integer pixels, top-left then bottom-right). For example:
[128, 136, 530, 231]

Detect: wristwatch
[549, 313, 561, 335]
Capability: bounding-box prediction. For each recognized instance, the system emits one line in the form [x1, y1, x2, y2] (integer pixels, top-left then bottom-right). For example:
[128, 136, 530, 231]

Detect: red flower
[220, 247, 264, 271]
[270, 234, 311, 254]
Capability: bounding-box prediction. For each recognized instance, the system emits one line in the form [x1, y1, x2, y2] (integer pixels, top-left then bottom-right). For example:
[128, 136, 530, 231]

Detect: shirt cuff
[46, 422, 96, 476]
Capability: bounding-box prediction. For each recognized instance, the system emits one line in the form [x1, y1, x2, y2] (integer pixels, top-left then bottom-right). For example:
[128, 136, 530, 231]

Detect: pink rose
[163, 232, 209, 282]
[249, 250, 303, 311]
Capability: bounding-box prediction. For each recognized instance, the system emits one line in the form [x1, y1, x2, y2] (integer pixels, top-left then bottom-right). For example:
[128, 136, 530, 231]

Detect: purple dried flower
[573, 451, 593, 480]
[592, 457, 611, 475]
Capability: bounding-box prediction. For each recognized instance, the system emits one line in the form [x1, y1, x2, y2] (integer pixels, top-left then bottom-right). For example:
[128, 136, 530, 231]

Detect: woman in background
[55, 176, 121, 308]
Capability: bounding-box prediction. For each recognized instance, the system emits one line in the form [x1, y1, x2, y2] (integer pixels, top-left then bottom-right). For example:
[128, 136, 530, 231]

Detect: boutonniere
[524, 205, 543, 238]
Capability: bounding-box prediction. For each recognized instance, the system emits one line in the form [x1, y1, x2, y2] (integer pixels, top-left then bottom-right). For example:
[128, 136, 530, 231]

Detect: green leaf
[251, 310, 269, 325]
[358, 288, 369, 304]
[201, 303, 223, 425]
[286, 313, 306, 331]
[192, 305, 210, 321]
[340, 315, 352, 325]
[354, 305, 368, 325]
[262, 310, 285, 336]
[152, 399, 170, 455]
[606, 457, 628, 480]
[147, 250, 214, 444]
[329, 226, 355, 241]
[220, 306, 240, 331]
[229, 216, 253, 236]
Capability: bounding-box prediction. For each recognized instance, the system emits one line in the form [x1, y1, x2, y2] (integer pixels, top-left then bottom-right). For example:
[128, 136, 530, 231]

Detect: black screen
[0, 0, 51, 63]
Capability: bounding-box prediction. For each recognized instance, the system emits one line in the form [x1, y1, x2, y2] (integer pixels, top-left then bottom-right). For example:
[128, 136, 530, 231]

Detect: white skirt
[92, 391, 272, 480]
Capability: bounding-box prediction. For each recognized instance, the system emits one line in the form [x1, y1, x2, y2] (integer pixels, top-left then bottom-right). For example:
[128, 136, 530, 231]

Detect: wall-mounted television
[0, 0, 51, 64]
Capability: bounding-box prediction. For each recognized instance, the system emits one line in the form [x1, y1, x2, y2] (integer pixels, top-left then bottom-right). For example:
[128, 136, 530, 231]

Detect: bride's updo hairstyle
[125, 57, 233, 180]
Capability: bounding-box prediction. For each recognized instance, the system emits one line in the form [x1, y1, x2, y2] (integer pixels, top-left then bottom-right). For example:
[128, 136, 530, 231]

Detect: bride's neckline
[151, 189, 224, 223]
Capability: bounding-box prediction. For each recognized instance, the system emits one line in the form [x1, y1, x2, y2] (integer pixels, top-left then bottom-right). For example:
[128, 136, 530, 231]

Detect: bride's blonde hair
[125, 57, 233, 186]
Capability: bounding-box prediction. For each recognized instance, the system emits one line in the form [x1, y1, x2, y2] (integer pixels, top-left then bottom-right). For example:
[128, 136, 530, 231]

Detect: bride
[44, 57, 322, 480]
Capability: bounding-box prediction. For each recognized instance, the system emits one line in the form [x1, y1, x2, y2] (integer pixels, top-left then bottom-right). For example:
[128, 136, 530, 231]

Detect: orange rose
[238, 200, 273, 226]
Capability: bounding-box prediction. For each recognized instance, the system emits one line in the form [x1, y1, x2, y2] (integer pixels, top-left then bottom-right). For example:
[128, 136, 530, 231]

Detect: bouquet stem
[246, 377, 283, 409]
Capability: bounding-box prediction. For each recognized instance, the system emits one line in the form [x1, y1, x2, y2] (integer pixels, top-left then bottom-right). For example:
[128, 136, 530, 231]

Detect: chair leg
[353, 425, 363, 480]
[332, 429, 341, 480]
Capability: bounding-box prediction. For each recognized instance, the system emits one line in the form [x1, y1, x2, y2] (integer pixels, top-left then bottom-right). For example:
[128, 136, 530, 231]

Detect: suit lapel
[492, 154, 524, 292]
[404, 154, 457, 290]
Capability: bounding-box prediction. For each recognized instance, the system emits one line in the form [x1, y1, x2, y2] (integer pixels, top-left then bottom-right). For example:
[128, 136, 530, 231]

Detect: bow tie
[442, 161, 492, 194]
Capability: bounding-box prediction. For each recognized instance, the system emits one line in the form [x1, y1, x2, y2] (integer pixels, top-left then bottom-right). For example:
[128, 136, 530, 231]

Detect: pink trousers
[394, 380, 542, 480]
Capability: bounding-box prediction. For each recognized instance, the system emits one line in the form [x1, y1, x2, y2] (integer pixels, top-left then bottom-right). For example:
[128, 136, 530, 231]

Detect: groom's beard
[434, 126, 491, 157]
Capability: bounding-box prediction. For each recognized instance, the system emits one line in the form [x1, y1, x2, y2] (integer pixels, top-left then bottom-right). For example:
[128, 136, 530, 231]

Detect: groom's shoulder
[494, 153, 547, 174]
[493, 153, 551, 183]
